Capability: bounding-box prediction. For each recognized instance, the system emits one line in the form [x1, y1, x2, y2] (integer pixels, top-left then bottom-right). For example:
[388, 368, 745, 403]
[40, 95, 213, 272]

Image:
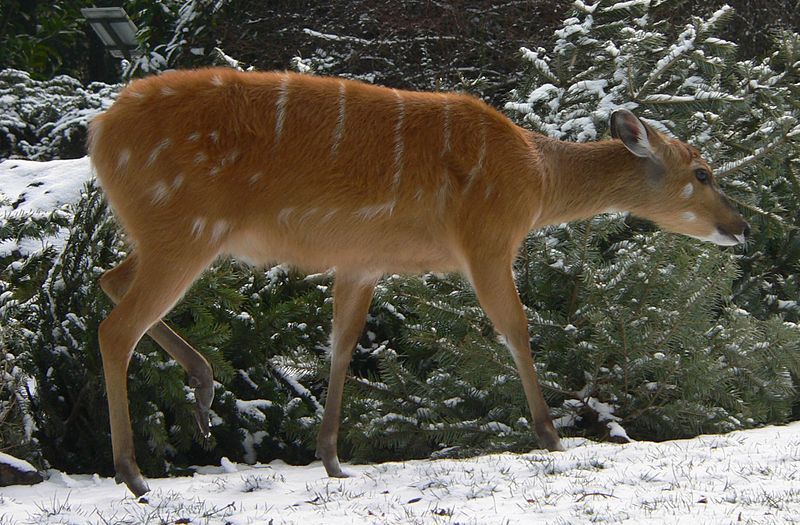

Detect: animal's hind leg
[98, 247, 217, 496]
[100, 254, 214, 436]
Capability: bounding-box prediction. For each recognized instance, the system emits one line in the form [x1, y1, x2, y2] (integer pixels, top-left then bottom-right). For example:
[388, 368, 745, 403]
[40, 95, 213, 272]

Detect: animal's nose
[742, 222, 751, 238]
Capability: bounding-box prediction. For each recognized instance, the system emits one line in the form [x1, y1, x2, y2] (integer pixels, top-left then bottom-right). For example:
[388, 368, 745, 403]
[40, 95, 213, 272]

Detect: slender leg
[316, 271, 377, 477]
[98, 248, 216, 496]
[100, 254, 214, 436]
[466, 259, 564, 452]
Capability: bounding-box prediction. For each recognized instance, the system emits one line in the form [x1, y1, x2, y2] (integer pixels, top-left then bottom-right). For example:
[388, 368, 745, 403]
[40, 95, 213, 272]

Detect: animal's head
[611, 109, 749, 246]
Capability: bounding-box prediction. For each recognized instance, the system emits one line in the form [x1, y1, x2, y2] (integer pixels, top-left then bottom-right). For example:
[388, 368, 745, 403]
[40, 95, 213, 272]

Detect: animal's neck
[530, 135, 643, 228]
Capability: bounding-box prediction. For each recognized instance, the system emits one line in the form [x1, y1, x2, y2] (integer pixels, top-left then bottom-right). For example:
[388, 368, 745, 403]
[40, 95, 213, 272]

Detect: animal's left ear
[610, 109, 657, 159]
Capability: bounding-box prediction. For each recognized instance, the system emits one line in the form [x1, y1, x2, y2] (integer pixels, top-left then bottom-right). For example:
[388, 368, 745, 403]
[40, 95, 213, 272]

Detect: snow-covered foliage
[0, 69, 117, 160]
[125, 0, 232, 77]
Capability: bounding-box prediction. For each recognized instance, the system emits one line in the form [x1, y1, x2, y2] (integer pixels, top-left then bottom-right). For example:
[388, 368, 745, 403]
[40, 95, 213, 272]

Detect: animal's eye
[695, 169, 710, 184]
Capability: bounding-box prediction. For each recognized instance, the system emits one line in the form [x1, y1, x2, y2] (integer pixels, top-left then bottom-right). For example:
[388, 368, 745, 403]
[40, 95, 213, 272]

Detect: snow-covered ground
[2, 423, 800, 524]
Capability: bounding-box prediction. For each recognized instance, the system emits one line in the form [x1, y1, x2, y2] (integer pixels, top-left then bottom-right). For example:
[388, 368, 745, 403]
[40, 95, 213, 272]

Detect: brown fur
[88, 68, 748, 496]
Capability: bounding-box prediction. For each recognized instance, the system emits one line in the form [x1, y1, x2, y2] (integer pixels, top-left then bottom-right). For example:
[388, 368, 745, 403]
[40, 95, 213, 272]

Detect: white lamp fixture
[81, 7, 140, 60]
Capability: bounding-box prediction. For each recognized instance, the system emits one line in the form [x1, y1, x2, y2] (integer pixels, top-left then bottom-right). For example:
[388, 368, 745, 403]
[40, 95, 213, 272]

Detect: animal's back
[89, 68, 534, 273]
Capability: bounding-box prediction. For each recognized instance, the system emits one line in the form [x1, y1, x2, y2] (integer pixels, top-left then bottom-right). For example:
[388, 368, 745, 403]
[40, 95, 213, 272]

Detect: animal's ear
[610, 109, 656, 159]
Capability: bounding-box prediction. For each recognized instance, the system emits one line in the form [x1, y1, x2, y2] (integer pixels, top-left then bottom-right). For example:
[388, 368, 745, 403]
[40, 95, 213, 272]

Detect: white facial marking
[442, 98, 451, 155]
[187, 131, 201, 142]
[211, 74, 224, 86]
[210, 219, 229, 243]
[191, 217, 207, 238]
[689, 230, 740, 246]
[277, 207, 295, 225]
[274, 75, 290, 144]
[356, 201, 395, 220]
[116, 148, 131, 171]
[146, 138, 170, 167]
[392, 89, 405, 192]
[331, 81, 347, 157]
[681, 211, 697, 222]
[151, 181, 170, 205]
[161, 86, 176, 96]
[681, 182, 694, 199]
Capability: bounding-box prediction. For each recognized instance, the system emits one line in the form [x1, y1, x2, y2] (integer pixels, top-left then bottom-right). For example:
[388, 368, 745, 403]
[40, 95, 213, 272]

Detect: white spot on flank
[210, 219, 230, 243]
[191, 217, 207, 238]
[442, 98, 451, 154]
[194, 151, 208, 164]
[151, 181, 170, 205]
[249, 171, 264, 185]
[681, 182, 694, 199]
[161, 86, 176, 96]
[321, 208, 338, 223]
[209, 166, 220, 177]
[187, 131, 201, 142]
[356, 201, 395, 220]
[331, 81, 347, 156]
[209, 130, 220, 143]
[682, 211, 697, 222]
[484, 183, 494, 200]
[300, 208, 319, 223]
[222, 150, 240, 166]
[116, 148, 131, 171]
[128, 90, 145, 99]
[392, 89, 405, 192]
[211, 74, 224, 86]
[172, 173, 185, 190]
[146, 138, 171, 166]
[274, 75, 290, 144]
[277, 207, 295, 225]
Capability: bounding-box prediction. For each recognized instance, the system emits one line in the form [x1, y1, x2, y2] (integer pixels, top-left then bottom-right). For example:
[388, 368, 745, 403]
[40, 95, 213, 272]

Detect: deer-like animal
[88, 68, 749, 496]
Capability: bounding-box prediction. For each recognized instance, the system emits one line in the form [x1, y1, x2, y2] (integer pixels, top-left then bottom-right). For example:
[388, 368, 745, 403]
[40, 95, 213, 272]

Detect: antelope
[87, 68, 749, 496]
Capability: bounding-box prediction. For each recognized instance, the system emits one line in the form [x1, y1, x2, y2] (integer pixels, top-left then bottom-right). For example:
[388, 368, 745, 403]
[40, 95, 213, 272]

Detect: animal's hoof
[189, 374, 214, 438]
[316, 448, 352, 478]
[115, 470, 150, 497]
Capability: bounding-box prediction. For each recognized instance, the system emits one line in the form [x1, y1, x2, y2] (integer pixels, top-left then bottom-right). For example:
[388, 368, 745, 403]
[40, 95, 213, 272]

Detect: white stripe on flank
[146, 138, 171, 167]
[331, 81, 347, 156]
[356, 201, 395, 220]
[442, 98, 451, 155]
[464, 118, 487, 193]
[681, 182, 694, 199]
[191, 217, 207, 238]
[392, 89, 405, 192]
[436, 171, 451, 216]
[274, 75, 290, 145]
[116, 148, 131, 172]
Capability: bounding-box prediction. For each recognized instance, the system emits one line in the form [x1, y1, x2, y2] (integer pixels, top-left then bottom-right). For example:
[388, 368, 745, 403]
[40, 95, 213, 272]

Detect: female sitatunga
[88, 68, 750, 496]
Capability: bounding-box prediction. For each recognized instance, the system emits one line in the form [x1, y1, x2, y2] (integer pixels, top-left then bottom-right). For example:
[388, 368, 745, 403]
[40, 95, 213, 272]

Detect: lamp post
[81, 7, 140, 61]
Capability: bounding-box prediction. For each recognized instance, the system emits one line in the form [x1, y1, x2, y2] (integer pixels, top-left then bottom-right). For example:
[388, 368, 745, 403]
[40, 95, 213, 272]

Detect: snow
[2, 423, 800, 523]
[0, 157, 92, 215]
[0, 452, 36, 473]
